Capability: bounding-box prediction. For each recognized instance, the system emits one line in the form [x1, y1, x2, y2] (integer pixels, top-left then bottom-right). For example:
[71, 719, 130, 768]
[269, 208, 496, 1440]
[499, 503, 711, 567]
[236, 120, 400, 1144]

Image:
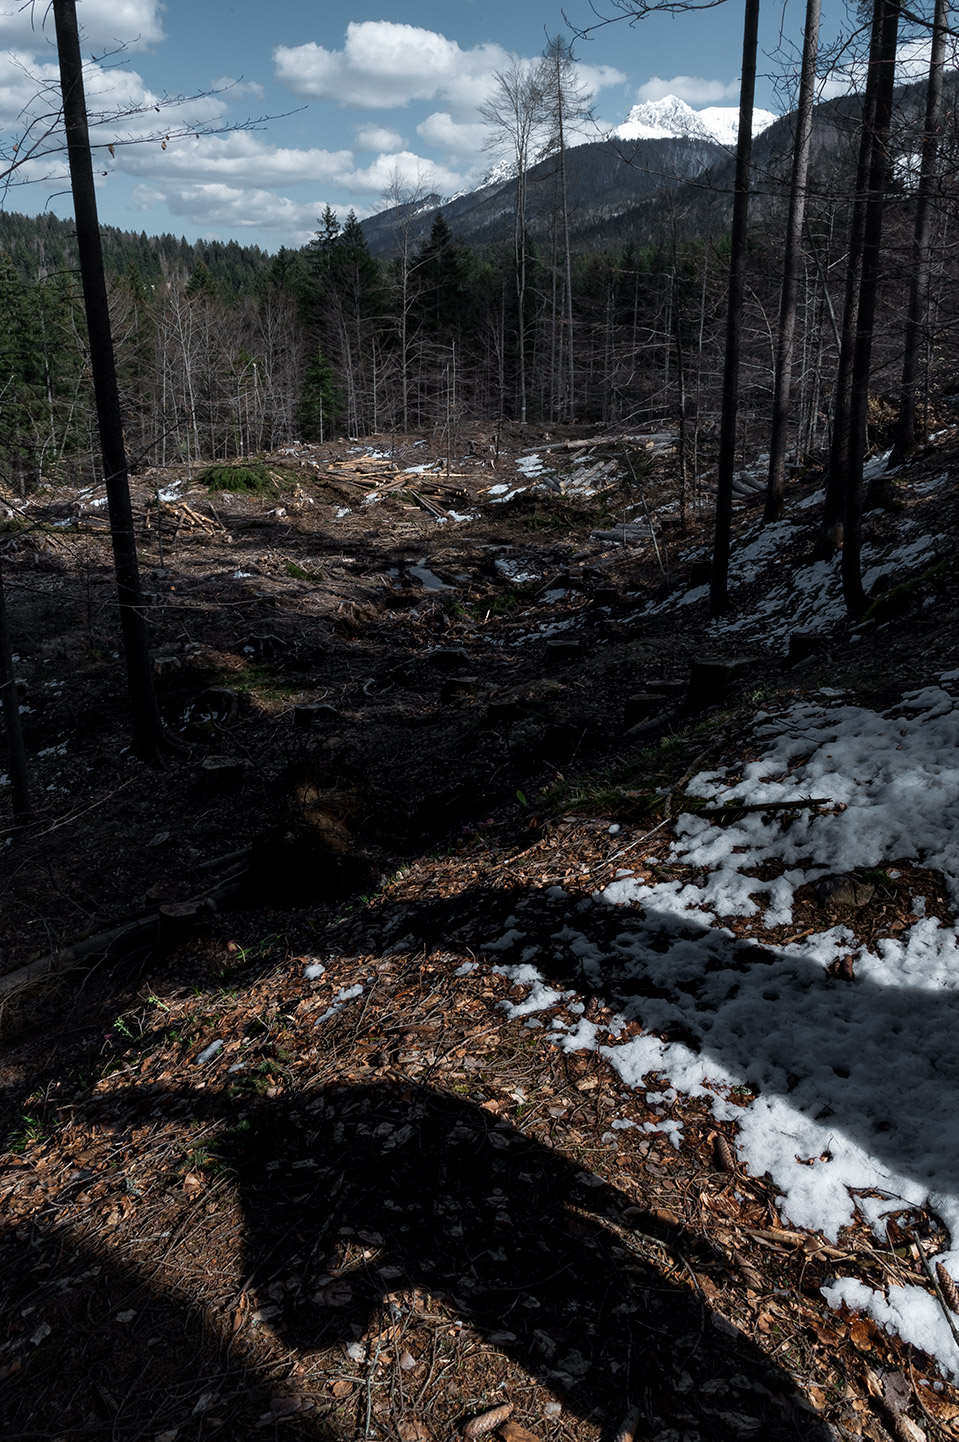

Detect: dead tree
[710, 0, 761, 615]
[890, 0, 950, 465]
[764, 0, 822, 522]
[53, 0, 164, 759]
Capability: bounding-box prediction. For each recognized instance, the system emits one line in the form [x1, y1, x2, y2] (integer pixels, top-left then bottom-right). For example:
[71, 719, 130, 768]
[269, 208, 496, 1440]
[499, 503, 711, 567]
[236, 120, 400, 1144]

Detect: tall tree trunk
[764, 0, 822, 522]
[815, 0, 891, 560]
[890, 0, 949, 465]
[841, 0, 901, 616]
[53, 0, 163, 760]
[710, 0, 760, 616]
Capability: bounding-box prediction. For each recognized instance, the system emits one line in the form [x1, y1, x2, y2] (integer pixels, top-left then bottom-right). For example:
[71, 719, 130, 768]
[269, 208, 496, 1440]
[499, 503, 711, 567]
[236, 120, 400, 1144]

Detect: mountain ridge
[612, 94, 777, 145]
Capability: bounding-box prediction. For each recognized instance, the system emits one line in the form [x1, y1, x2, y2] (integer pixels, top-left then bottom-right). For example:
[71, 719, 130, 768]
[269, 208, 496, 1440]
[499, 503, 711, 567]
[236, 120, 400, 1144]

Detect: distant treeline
[0, 208, 275, 292]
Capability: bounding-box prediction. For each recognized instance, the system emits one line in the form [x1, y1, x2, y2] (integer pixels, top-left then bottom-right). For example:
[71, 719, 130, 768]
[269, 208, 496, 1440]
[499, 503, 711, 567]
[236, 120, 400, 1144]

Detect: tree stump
[788, 631, 826, 667]
[200, 755, 245, 793]
[686, 657, 753, 710]
[196, 687, 238, 722]
[241, 631, 284, 658]
[485, 697, 528, 726]
[442, 675, 480, 704]
[545, 637, 584, 663]
[293, 702, 340, 728]
[623, 692, 665, 729]
[647, 678, 687, 699]
[429, 647, 471, 672]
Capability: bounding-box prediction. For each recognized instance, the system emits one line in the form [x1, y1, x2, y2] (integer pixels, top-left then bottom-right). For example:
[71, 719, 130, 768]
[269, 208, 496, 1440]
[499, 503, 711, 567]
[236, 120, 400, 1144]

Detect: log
[0, 876, 245, 1000]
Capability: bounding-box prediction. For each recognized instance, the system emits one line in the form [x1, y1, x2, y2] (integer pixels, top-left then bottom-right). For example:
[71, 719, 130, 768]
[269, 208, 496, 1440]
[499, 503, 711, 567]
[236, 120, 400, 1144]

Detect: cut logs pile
[326, 455, 472, 521]
[142, 496, 229, 541]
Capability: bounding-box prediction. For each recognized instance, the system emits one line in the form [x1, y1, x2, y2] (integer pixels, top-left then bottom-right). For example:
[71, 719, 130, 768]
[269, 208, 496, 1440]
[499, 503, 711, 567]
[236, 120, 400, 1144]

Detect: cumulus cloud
[131, 180, 364, 245]
[275, 21, 626, 122]
[120, 131, 353, 186]
[0, 0, 164, 51]
[355, 124, 406, 152]
[339, 149, 465, 197]
[637, 74, 739, 104]
[273, 21, 512, 113]
[211, 76, 266, 101]
[415, 111, 487, 160]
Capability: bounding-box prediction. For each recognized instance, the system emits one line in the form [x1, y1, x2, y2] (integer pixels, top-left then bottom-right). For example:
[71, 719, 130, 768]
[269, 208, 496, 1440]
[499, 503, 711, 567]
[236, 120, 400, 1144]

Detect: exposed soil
[1, 423, 958, 1441]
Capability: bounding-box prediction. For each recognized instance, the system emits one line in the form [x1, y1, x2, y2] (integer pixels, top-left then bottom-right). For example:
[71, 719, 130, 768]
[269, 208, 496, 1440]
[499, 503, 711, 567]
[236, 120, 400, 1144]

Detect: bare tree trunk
[841, 0, 901, 616]
[764, 0, 821, 522]
[710, 0, 760, 616]
[815, 0, 890, 560]
[890, 0, 949, 465]
[53, 0, 163, 760]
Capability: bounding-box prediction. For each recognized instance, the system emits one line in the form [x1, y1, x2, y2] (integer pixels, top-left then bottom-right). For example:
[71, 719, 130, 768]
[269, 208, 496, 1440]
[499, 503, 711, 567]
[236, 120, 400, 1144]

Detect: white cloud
[273, 21, 512, 113]
[416, 111, 487, 159]
[0, 49, 61, 131]
[119, 131, 353, 186]
[339, 149, 465, 197]
[131, 180, 364, 245]
[0, 0, 164, 51]
[818, 33, 959, 101]
[637, 74, 739, 104]
[355, 124, 406, 152]
[576, 62, 627, 95]
[211, 76, 266, 101]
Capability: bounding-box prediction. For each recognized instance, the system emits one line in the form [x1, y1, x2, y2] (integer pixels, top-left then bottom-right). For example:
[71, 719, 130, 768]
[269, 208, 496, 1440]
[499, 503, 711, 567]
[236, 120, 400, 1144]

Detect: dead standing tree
[890, 0, 950, 464]
[52, 0, 164, 759]
[710, 0, 761, 615]
[763, 0, 822, 523]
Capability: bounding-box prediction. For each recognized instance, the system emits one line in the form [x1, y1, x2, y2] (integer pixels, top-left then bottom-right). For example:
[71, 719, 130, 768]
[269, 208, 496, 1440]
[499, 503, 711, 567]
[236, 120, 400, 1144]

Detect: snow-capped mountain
[614, 94, 776, 146]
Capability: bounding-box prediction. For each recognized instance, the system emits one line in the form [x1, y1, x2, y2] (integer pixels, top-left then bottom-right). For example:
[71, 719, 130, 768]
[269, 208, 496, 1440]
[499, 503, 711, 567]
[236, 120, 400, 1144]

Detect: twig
[908, 1233, 959, 1357]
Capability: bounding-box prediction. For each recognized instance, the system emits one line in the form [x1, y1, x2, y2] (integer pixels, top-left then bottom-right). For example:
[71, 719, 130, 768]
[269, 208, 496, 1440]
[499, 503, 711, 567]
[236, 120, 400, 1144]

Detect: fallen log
[0, 873, 246, 1001]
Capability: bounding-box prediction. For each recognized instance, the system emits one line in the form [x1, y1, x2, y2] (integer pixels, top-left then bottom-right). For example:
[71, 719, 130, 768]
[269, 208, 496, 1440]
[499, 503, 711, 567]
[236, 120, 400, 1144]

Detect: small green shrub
[201, 462, 283, 495]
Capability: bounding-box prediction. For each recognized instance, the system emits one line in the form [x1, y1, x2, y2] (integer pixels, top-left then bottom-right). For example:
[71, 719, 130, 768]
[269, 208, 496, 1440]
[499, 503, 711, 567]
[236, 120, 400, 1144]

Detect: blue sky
[0, 0, 914, 253]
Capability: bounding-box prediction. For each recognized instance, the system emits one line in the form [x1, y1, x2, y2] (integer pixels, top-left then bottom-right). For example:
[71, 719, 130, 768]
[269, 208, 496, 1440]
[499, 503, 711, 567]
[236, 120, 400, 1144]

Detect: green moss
[864, 557, 956, 622]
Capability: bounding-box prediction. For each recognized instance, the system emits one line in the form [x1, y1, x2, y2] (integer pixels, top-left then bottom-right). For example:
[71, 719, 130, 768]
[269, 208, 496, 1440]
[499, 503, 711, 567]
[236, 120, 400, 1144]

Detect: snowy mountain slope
[614, 94, 777, 145]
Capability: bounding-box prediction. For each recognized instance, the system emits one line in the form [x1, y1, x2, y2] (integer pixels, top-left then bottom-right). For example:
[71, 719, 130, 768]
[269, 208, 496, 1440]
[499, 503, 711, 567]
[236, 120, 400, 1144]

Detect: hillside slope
[1, 425, 958, 1439]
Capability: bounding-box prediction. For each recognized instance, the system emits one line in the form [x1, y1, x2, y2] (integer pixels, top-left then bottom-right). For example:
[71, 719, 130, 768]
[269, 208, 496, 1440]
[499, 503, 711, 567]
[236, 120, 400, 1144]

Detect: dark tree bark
[710, 0, 760, 616]
[0, 559, 32, 827]
[53, 0, 164, 760]
[841, 0, 901, 616]
[890, 0, 949, 465]
[764, 0, 821, 523]
[815, 0, 894, 561]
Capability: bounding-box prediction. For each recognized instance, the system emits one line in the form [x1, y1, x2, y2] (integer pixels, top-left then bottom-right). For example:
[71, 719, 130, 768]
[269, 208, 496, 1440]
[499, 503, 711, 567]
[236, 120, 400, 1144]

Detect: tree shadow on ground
[0, 1080, 831, 1441]
[337, 879, 959, 1228]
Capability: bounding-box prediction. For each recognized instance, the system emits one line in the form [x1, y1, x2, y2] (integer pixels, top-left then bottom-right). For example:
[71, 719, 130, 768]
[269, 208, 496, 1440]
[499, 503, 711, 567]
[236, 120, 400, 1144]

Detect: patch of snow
[822, 1278, 959, 1382]
[472, 683, 959, 1377]
[495, 557, 539, 584]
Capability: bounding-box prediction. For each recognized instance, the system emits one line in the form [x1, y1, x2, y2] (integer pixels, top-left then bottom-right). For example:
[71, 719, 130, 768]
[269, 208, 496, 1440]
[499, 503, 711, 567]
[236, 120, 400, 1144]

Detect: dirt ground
[1, 422, 958, 1441]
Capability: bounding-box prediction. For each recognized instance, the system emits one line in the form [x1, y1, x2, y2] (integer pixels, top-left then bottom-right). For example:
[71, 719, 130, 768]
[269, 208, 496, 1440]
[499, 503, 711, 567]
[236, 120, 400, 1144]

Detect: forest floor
[0, 420, 958, 1441]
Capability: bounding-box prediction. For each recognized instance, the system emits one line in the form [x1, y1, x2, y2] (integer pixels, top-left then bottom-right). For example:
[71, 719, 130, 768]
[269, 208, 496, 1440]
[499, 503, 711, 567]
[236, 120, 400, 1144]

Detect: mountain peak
[613, 94, 777, 145]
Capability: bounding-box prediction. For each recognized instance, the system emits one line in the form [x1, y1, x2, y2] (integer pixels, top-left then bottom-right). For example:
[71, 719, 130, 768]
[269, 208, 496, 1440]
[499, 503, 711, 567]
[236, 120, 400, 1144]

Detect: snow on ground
[485, 675, 959, 1378]
[641, 513, 942, 654]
